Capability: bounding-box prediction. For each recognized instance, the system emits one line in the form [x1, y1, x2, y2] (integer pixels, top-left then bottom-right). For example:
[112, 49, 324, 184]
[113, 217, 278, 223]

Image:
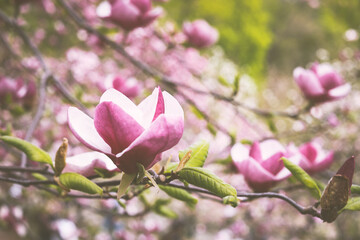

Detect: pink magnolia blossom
[99, 0, 163, 31]
[68, 87, 184, 174]
[111, 76, 140, 99]
[293, 62, 351, 103]
[0, 77, 36, 108]
[63, 152, 119, 177]
[231, 140, 294, 192]
[183, 20, 219, 48]
[288, 142, 334, 175]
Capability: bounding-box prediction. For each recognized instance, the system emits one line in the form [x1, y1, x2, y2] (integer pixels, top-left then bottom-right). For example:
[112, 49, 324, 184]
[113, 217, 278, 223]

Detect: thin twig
[0, 165, 53, 175]
[0, 176, 55, 186]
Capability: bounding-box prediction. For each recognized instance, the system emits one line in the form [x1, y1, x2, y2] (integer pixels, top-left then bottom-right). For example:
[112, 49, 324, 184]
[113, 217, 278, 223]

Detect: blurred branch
[238, 191, 321, 218]
[0, 9, 90, 167]
[0, 165, 53, 175]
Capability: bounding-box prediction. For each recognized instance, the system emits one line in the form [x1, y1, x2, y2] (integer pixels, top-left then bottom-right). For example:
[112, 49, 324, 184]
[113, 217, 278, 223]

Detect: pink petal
[63, 152, 118, 177]
[318, 72, 343, 90]
[94, 101, 144, 154]
[100, 88, 143, 125]
[299, 143, 318, 163]
[140, 7, 162, 27]
[152, 87, 165, 122]
[309, 151, 334, 173]
[239, 157, 280, 192]
[138, 87, 161, 128]
[115, 114, 184, 173]
[261, 152, 284, 175]
[249, 141, 262, 162]
[67, 107, 111, 154]
[231, 143, 250, 167]
[327, 83, 351, 99]
[312, 63, 344, 90]
[110, 0, 141, 30]
[294, 67, 325, 99]
[259, 139, 286, 160]
[131, 0, 151, 13]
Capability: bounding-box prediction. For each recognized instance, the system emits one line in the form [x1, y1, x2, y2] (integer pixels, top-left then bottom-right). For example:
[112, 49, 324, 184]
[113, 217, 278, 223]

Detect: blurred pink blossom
[288, 142, 334, 175]
[100, 75, 141, 99]
[231, 139, 295, 192]
[68, 87, 184, 173]
[293, 62, 351, 103]
[0, 77, 36, 108]
[183, 20, 219, 48]
[98, 0, 162, 31]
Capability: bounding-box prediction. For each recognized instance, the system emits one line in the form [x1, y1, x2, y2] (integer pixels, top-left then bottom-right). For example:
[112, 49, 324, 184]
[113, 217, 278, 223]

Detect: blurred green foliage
[163, 0, 272, 82]
[163, 0, 360, 82]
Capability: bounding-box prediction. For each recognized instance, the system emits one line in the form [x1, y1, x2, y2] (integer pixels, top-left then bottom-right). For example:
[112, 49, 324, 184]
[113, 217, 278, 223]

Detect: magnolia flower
[63, 152, 119, 177]
[231, 140, 294, 192]
[183, 20, 219, 48]
[68, 87, 184, 174]
[293, 62, 351, 103]
[0, 77, 36, 108]
[289, 142, 334, 175]
[98, 0, 163, 31]
[112, 76, 140, 99]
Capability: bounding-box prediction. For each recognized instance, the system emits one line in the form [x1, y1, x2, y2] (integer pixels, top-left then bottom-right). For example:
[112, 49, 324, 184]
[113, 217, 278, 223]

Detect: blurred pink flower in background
[0, 77, 23, 103]
[293, 62, 351, 103]
[231, 140, 295, 192]
[98, 0, 163, 31]
[99, 75, 141, 99]
[0, 77, 36, 108]
[68, 87, 184, 173]
[288, 142, 334, 175]
[183, 20, 219, 48]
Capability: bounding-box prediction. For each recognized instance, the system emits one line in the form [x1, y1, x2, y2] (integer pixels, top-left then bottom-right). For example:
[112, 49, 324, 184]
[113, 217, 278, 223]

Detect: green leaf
[117, 173, 136, 199]
[54, 138, 68, 176]
[59, 172, 103, 195]
[31, 173, 48, 181]
[232, 74, 240, 96]
[178, 167, 237, 198]
[282, 157, 321, 199]
[0, 136, 53, 166]
[190, 105, 205, 120]
[206, 123, 217, 136]
[266, 117, 277, 133]
[93, 168, 116, 178]
[351, 185, 360, 195]
[222, 195, 239, 207]
[218, 76, 231, 87]
[342, 197, 360, 211]
[165, 162, 179, 173]
[153, 199, 177, 218]
[240, 139, 253, 145]
[178, 140, 210, 168]
[159, 185, 198, 208]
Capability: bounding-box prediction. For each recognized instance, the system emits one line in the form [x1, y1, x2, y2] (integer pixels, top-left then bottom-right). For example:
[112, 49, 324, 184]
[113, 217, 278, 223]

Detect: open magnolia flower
[288, 142, 334, 175]
[231, 140, 296, 192]
[293, 62, 351, 103]
[68, 87, 184, 174]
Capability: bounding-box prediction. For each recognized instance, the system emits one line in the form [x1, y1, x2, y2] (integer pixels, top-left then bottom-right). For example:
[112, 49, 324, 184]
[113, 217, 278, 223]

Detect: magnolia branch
[0, 168, 322, 219]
